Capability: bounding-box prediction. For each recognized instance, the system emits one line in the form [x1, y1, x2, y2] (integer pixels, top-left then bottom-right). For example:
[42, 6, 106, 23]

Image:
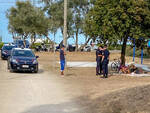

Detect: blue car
[1, 44, 16, 60]
[7, 48, 39, 73]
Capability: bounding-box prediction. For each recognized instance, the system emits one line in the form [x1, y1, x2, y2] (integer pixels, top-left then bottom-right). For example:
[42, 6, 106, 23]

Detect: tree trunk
[75, 29, 79, 51]
[12, 32, 15, 39]
[45, 35, 49, 41]
[33, 33, 36, 44]
[121, 37, 128, 65]
[53, 32, 56, 52]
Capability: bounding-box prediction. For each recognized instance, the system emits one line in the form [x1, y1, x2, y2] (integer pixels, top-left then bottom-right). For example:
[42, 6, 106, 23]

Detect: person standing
[102, 45, 110, 78]
[60, 45, 66, 75]
[96, 46, 103, 75]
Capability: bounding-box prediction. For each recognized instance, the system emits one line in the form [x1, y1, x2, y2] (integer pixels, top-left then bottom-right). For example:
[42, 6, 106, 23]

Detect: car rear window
[3, 46, 15, 50]
[12, 50, 35, 57]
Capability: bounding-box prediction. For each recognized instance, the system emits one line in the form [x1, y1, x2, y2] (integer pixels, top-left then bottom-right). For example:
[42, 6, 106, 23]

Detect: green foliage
[44, 0, 74, 38]
[126, 46, 150, 58]
[30, 43, 41, 49]
[0, 42, 4, 49]
[85, 0, 150, 42]
[85, 0, 150, 64]
[43, 0, 89, 44]
[0, 36, 2, 42]
[7, 1, 49, 39]
[108, 45, 122, 50]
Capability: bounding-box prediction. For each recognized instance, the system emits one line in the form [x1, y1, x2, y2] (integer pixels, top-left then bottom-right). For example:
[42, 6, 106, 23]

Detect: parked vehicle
[67, 45, 76, 52]
[7, 48, 39, 73]
[55, 44, 61, 51]
[1, 44, 16, 60]
[13, 39, 30, 48]
[35, 44, 48, 52]
[83, 46, 91, 52]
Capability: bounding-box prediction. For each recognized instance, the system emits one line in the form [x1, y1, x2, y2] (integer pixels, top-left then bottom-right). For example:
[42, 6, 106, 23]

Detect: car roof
[4, 44, 15, 46]
[13, 48, 31, 51]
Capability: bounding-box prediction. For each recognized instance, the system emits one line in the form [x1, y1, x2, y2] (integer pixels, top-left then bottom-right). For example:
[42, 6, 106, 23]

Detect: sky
[0, 0, 86, 45]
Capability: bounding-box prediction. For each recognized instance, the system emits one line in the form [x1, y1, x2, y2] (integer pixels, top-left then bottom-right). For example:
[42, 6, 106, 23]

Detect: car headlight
[33, 60, 38, 64]
[12, 59, 18, 64]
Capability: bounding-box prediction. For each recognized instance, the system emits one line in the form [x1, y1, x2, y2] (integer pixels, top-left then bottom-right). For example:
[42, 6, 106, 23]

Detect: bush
[108, 45, 122, 50]
[0, 42, 4, 49]
[126, 46, 150, 58]
[30, 43, 41, 49]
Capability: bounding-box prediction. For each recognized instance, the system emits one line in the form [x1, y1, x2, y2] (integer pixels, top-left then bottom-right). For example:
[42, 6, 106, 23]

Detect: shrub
[30, 43, 41, 49]
[126, 46, 150, 58]
[0, 42, 4, 49]
[108, 45, 122, 50]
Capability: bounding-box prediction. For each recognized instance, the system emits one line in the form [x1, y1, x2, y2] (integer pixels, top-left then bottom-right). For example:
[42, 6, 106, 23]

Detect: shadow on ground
[20, 84, 150, 113]
[11, 69, 44, 74]
[20, 95, 95, 113]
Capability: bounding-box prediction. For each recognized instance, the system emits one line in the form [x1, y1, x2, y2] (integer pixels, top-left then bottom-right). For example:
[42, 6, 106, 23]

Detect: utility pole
[63, 0, 68, 74]
[63, 0, 67, 47]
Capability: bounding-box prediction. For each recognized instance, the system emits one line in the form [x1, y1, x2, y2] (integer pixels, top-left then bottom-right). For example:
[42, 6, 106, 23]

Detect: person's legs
[105, 63, 108, 78]
[60, 60, 65, 75]
[102, 60, 108, 78]
[96, 60, 100, 75]
[100, 60, 103, 75]
[102, 61, 106, 78]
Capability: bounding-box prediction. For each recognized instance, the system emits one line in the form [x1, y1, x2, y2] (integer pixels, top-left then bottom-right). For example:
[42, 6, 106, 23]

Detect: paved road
[0, 59, 85, 113]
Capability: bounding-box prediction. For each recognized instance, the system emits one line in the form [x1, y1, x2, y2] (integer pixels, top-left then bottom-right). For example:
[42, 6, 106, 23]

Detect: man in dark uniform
[96, 46, 103, 75]
[102, 45, 110, 78]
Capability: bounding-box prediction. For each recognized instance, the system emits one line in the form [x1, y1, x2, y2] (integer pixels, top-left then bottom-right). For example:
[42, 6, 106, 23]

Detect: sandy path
[0, 59, 85, 113]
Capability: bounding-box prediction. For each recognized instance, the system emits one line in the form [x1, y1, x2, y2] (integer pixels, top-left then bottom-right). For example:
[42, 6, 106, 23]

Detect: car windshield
[3, 46, 15, 50]
[12, 50, 35, 57]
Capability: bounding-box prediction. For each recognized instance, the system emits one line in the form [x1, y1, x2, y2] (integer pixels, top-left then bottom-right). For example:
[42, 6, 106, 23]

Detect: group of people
[59, 45, 110, 78]
[96, 45, 110, 78]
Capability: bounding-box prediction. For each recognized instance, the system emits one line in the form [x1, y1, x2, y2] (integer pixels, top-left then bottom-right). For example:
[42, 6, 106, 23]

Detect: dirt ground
[36, 51, 150, 75]
[35, 51, 150, 113]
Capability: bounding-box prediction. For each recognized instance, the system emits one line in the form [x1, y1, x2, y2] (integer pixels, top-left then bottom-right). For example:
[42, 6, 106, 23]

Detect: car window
[13, 50, 35, 57]
[3, 46, 15, 50]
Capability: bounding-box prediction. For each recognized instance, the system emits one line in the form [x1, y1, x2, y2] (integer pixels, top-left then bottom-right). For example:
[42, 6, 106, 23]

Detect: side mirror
[36, 56, 39, 58]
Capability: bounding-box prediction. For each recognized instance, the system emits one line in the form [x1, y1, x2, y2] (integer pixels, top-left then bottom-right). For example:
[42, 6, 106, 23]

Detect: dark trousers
[102, 60, 109, 78]
[96, 59, 102, 74]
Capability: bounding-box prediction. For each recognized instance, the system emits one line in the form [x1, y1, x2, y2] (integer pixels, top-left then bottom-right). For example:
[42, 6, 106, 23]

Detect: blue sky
[0, 0, 86, 45]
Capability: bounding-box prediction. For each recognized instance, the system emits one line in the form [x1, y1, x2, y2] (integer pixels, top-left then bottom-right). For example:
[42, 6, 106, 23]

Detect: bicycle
[111, 58, 121, 72]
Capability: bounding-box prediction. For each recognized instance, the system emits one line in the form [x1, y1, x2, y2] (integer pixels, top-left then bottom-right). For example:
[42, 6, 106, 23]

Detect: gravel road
[0, 59, 86, 113]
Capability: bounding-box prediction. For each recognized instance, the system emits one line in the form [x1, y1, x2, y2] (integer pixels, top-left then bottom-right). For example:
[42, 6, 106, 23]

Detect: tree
[85, 0, 150, 65]
[42, 0, 90, 50]
[43, 0, 74, 40]
[7, 1, 49, 42]
[69, 0, 89, 51]
[0, 36, 2, 43]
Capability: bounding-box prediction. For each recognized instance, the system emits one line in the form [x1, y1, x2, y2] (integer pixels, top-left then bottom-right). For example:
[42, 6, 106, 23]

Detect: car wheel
[34, 66, 38, 73]
[34, 70, 38, 73]
[9, 68, 14, 73]
[1, 57, 4, 60]
[34, 69, 38, 73]
[7, 62, 10, 70]
[9, 64, 14, 72]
